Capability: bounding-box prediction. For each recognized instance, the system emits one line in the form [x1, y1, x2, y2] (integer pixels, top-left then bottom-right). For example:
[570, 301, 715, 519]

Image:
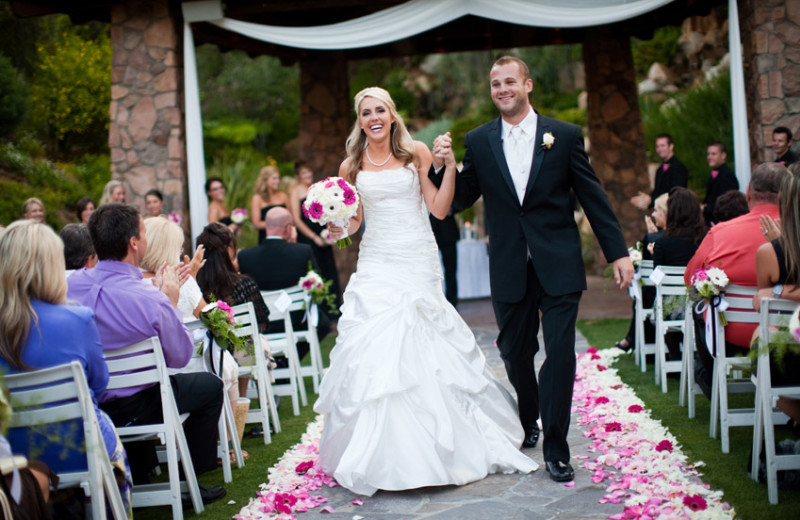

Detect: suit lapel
[487, 117, 520, 206]
[524, 116, 550, 202]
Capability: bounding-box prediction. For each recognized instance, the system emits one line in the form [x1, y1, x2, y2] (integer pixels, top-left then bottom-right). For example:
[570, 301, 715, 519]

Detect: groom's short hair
[493, 56, 531, 82]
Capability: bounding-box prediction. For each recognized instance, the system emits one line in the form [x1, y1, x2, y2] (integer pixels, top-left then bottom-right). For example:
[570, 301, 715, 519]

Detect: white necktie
[507, 125, 528, 203]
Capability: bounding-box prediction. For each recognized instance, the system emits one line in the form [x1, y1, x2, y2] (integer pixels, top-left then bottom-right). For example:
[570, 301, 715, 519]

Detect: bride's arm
[417, 140, 455, 219]
[328, 160, 363, 239]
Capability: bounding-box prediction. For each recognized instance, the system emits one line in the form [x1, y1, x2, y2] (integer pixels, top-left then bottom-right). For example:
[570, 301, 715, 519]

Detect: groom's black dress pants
[493, 260, 581, 463]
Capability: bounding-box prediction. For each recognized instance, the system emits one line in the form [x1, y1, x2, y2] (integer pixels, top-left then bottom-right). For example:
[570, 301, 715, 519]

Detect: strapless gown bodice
[314, 165, 537, 496]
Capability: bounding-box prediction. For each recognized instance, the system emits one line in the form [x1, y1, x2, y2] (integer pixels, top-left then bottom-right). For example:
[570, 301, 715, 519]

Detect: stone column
[299, 52, 356, 290]
[110, 0, 186, 225]
[740, 0, 800, 166]
[583, 26, 648, 266]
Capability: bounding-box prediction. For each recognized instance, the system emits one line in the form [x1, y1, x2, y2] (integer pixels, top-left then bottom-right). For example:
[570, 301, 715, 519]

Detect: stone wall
[741, 0, 800, 166]
[583, 26, 649, 260]
[298, 53, 357, 289]
[109, 0, 186, 223]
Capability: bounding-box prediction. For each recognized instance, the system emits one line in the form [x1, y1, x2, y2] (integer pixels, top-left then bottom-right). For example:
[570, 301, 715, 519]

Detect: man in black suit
[702, 141, 739, 226]
[773, 126, 797, 167]
[238, 207, 330, 354]
[433, 56, 633, 482]
[429, 211, 459, 307]
[629, 133, 688, 210]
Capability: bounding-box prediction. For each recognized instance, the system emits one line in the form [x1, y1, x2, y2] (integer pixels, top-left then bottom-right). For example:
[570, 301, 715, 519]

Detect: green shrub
[632, 26, 682, 80]
[640, 71, 733, 196]
[0, 55, 28, 136]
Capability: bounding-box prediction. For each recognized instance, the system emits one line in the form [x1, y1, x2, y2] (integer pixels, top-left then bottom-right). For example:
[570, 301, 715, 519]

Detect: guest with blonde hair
[99, 180, 126, 205]
[0, 220, 133, 516]
[21, 197, 45, 223]
[251, 165, 289, 244]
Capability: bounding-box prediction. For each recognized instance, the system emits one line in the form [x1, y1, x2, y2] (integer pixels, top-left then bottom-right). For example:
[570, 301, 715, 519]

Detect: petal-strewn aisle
[234, 325, 733, 520]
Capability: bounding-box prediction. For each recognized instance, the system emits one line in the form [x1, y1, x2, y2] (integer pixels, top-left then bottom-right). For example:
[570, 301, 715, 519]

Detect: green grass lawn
[134, 336, 336, 520]
[576, 318, 800, 520]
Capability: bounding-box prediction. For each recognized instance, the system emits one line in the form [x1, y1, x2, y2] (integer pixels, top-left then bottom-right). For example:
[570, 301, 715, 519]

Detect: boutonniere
[541, 132, 555, 151]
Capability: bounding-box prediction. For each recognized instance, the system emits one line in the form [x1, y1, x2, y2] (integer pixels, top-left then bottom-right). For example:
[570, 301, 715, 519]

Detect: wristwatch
[772, 283, 784, 298]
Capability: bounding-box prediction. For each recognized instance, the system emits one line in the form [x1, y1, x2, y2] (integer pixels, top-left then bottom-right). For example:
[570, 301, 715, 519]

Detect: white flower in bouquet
[689, 265, 729, 301]
[705, 266, 729, 288]
[628, 247, 643, 268]
[302, 177, 360, 248]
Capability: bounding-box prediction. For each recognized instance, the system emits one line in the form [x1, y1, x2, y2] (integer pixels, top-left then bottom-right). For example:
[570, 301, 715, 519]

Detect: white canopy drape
[181, 0, 749, 239]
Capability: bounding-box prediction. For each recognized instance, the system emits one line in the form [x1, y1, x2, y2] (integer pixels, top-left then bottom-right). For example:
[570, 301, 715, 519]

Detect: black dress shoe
[182, 485, 226, 508]
[545, 460, 574, 482]
[522, 427, 540, 448]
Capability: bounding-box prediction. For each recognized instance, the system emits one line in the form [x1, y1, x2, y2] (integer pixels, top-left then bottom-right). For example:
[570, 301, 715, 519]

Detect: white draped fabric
[180, 0, 749, 239]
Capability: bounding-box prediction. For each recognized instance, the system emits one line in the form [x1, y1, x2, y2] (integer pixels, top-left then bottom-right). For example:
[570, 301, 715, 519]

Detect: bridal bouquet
[200, 299, 247, 354]
[298, 267, 339, 316]
[231, 208, 248, 225]
[302, 177, 360, 249]
[628, 242, 643, 269]
[688, 265, 729, 302]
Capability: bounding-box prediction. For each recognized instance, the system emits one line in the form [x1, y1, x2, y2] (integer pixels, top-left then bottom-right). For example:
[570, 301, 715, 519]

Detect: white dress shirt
[502, 108, 537, 204]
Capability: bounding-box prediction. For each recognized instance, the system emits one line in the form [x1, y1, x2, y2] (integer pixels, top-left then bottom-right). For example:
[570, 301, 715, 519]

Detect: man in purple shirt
[68, 203, 224, 503]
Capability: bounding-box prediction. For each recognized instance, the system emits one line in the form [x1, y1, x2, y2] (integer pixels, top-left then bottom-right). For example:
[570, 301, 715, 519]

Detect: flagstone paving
[301, 321, 624, 519]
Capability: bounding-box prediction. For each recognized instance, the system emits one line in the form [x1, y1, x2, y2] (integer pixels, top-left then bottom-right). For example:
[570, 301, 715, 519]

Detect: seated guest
[67, 203, 225, 503]
[0, 220, 133, 516]
[702, 141, 739, 226]
[753, 167, 800, 430]
[616, 192, 669, 352]
[712, 189, 749, 223]
[21, 197, 46, 223]
[686, 162, 788, 395]
[651, 187, 706, 360]
[144, 189, 164, 218]
[76, 197, 96, 225]
[59, 223, 97, 277]
[140, 216, 206, 321]
[238, 207, 331, 357]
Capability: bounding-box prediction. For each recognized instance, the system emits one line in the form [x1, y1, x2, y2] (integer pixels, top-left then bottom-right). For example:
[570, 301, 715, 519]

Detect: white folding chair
[261, 288, 309, 412]
[751, 298, 800, 504]
[230, 302, 281, 441]
[652, 265, 687, 392]
[634, 260, 657, 371]
[708, 284, 758, 453]
[183, 317, 246, 478]
[263, 285, 324, 393]
[104, 337, 203, 519]
[6, 362, 128, 520]
[678, 298, 705, 418]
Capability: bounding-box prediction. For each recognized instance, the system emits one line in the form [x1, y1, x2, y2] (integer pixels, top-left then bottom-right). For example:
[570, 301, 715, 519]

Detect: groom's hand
[612, 256, 635, 290]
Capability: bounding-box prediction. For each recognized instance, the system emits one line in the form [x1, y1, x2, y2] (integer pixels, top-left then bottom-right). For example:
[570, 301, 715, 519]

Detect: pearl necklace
[365, 146, 392, 167]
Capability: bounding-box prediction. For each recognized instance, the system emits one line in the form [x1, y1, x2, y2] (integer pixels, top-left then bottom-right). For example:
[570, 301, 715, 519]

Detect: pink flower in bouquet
[336, 178, 349, 190]
[308, 202, 324, 219]
[167, 211, 181, 224]
[273, 493, 297, 515]
[683, 494, 708, 511]
[342, 188, 357, 206]
[217, 301, 235, 323]
[231, 208, 248, 225]
[628, 404, 643, 413]
[595, 396, 610, 405]
[605, 422, 622, 432]
[302, 203, 309, 219]
[691, 267, 709, 283]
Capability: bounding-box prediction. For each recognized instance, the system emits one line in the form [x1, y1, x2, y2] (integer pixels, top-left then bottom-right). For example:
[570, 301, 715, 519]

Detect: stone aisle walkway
[302, 322, 624, 520]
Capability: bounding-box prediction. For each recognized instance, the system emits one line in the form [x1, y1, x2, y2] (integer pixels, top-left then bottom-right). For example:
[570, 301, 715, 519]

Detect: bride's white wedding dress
[314, 165, 537, 496]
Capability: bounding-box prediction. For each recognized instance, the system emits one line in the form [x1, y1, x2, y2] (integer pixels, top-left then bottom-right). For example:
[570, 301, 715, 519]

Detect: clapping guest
[0, 220, 133, 516]
[59, 223, 97, 276]
[144, 189, 165, 218]
[753, 166, 800, 430]
[21, 197, 45, 223]
[99, 180, 126, 205]
[140, 216, 205, 321]
[76, 197, 96, 224]
[251, 165, 289, 244]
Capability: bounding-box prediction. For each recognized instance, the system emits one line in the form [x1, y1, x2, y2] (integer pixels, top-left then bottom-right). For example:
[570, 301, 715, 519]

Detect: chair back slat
[103, 337, 165, 390]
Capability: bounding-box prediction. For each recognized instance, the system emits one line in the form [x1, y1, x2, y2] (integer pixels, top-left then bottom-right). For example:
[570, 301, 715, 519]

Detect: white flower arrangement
[541, 132, 555, 150]
[302, 177, 360, 248]
[231, 208, 248, 225]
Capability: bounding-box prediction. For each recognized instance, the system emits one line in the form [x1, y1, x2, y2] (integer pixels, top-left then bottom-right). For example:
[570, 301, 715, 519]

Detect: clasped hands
[432, 132, 456, 170]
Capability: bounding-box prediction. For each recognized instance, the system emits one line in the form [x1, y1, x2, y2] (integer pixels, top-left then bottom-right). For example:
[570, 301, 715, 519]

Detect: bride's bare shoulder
[338, 158, 352, 177]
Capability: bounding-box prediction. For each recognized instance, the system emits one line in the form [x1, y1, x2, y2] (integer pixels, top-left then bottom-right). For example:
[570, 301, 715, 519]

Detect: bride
[314, 87, 537, 496]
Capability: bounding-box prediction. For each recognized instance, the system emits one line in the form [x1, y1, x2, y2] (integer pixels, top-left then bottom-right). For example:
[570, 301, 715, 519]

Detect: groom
[433, 56, 633, 482]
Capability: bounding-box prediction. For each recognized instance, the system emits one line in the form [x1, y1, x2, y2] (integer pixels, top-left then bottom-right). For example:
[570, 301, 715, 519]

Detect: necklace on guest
[365, 146, 392, 167]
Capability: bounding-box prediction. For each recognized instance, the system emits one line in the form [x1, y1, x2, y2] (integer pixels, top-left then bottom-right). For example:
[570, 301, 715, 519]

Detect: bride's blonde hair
[344, 87, 417, 184]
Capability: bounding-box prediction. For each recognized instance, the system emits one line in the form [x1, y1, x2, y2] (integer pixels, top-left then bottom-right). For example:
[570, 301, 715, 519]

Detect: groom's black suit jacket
[445, 114, 627, 302]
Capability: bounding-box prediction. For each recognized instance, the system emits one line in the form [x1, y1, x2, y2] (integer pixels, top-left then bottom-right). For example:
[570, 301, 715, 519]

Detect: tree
[30, 28, 111, 155]
[0, 55, 27, 136]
